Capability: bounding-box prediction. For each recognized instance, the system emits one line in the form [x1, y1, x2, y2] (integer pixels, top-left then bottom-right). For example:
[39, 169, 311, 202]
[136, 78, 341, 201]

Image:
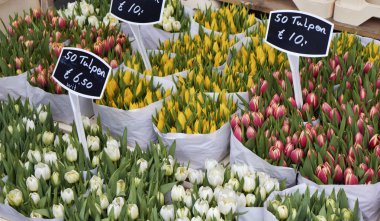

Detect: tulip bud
[333, 165, 343, 183]
[329, 108, 341, 124]
[376, 78, 380, 89]
[290, 148, 303, 164]
[277, 205, 289, 220]
[316, 164, 331, 184]
[269, 146, 281, 161]
[110, 60, 118, 69]
[58, 17, 66, 29]
[241, 113, 250, 127]
[369, 134, 379, 149]
[363, 61, 373, 74]
[359, 163, 368, 172]
[274, 105, 286, 119]
[284, 143, 294, 158]
[230, 114, 240, 129]
[266, 106, 274, 118]
[233, 126, 243, 142]
[299, 131, 308, 148]
[246, 126, 256, 140]
[364, 168, 374, 183]
[345, 173, 359, 185]
[249, 96, 259, 112]
[251, 112, 264, 128]
[305, 92, 318, 109]
[316, 134, 325, 147]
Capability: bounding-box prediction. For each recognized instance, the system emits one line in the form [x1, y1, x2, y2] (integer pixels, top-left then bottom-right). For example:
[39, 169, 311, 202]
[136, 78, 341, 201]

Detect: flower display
[267, 187, 360, 221]
[96, 69, 172, 109]
[155, 0, 190, 32]
[193, 4, 256, 35]
[153, 89, 236, 134]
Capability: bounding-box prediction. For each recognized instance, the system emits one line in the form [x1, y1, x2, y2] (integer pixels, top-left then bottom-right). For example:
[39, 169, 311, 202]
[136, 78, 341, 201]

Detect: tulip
[333, 165, 343, 183]
[64, 170, 80, 184]
[160, 205, 174, 221]
[299, 130, 308, 148]
[127, 204, 139, 220]
[171, 185, 185, 202]
[89, 175, 103, 192]
[274, 105, 286, 119]
[65, 145, 78, 162]
[246, 126, 256, 140]
[354, 132, 363, 145]
[242, 174, 256, 193]
[359, 88, 366, 101]
[199, 186, 214, 203]
[321, 102, 332, 114]
[269, 146, 281, 161]
[369, 134, 379, 149]
[233, 125, 243, 142]
[251, 112, 264, 128]
[34, 163, 51, 180]
[87, 135, 100, 152]
[241, 112, 250, 127]
[316, 134, 325, 147]
[365, 168, 375, 183]
[306, 92, 318, 109]
[61, 188, 74, 204]
[207, 165, 225, 187]
[284, 143, 294, 158]
[260, 80, 268, 93]
[104, 144, 120, 162]
[230, 114, 240, 129]
[188, 168, 204, 185]
[175, 167, 188, 182]
[100, 194, 109, 210]
[290, 148, 303, 164]
[316, 164, 331, 184]
[7, 189, 23, 207]
[217, 191, 237, 215]
[26, 176, 39, 192]
[52, 204, 64, 218]
[277, 205, 288, 220]
[329, 108, 341, 124]
[363, 61, 373, 74]
[162, 163, 173, 176]
[249, 96, 259, 112]
[107, 203, 122, 220]
[194, 199, 210, 216]
[27, 150, 41, 163]
[266, 106, 274, 118]
[288, 97, 297, 108]
[374, 146, 380, 159]
[345, 172, 359, 185]
[29, 193, 40, 205]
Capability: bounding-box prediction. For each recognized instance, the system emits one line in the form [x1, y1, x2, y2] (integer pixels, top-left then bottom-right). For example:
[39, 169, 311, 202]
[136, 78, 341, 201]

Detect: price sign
[265, 10, 333, 57]
[52, 48, 111, 99]
[53, 48, 112, 160]
[110, 0, 166, 25]
[264, 10, 334, 109]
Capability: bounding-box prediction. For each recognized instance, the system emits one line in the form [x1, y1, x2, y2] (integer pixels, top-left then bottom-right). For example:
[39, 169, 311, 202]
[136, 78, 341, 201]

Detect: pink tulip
[241, 113, 250, 127]
[58, 17, 66, 29]
[249, 96, 259, 112]
[345, 173, 359, 185]
[299, 131, 308, 148]
[321, 102, 332, 114]
[246, 126, 256, 140]
[365, 168, 374, 184]
[316, 134, 325, 147]
[230, 114, 240, 129]
[347, 65, 353, 77]
[343, 52, 349, 63]
[32, 8, 42, 18]
[290, 148, 303, 164]
[359, 163, 368, 172]
[265, 106, 273, 118]
[363, 61, 373, 74]
[292, 133, 299, 146]
[233, 126, 242, 142]
[354, 132, 363, 145]
[329, 108, 341, 124]
[369, 106, 379, 119]
[374, 145, 380, 159]
[274, 105, 286, 119]
[110, 60, 118, 69]
[369, 134, 379, 149]
[24, 15, 32, 24]
[251, 112, 264, 128]
[334, 164, 343, 183]
[344, 168, 354, 178]
[269, 146, 281, 161]
[288, 97, 297, 108]
[376, 77, 380, 89]
[316, 164, 331, 184]
[284, 143, 294, 158]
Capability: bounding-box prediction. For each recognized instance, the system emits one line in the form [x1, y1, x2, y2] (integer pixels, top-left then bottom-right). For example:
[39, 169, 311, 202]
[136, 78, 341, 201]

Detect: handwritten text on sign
[110, 0, 165, 25]
[52, 48, 111, 99]
[265, 10, 334, 57]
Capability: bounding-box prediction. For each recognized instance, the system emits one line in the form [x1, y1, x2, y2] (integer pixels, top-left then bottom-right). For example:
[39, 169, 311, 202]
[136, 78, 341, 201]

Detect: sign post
[110, 0, 166, 70]
[53, 48, 112, 159]
[265, 10, 334, 109]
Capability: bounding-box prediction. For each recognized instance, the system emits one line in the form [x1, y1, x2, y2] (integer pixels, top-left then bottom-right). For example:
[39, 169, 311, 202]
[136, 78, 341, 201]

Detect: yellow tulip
[123, 70, 132, 85]
[157, 118, 165, 132]
[170, 127, 177, 133]
[178, 111, 186, 130]
[106, 78, 118, 99]
[185, 107, 192, 119]
[124, 88, 133, 104]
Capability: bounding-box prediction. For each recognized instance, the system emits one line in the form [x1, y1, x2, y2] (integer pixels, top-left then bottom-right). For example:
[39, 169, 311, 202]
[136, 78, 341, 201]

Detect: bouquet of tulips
[266, 185, 360, 221]
[159, 31, 237, 68]
[153, 89, 236, 134]
[193, 4, 256, 36]
[97, 69, 172, 110]
[124, 51, 188, 78]
[159, 159, 284, 221]
[155, 0, 190, 33]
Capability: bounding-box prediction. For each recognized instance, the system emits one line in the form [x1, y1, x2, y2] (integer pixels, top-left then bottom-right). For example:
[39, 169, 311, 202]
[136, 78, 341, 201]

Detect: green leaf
[160, 182, 177, 194]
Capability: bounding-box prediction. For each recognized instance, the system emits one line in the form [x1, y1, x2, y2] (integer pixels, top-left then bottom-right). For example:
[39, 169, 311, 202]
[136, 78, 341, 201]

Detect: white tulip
[134, 177, 141, 186]
[87, 135, 100, 151]
[26, 176, 39, 192]
[112, 197, 125, 207]
[76, 15, 86, 27]
[127, 204, 139, 220]
[175, 167, 188, 182]
[263, 179, 276, 194]
[157, 192, 165, 206]
[42, 132, 54, 145]
[172, 21, 181, 32]
[66, 145, 78, 162]
[188, 168, 204, 185]
[191, 217, 203, 221]
[213, 186, 223, 201]
[199, 186, 213, 203]
[67, 2, 77, 12]
[64, 170, 80, 184]
[107, 203, 122, 220]
[246, 193, 256, 207]
[165, 155, 175, 166]
[207, 165, 225, 187]
[52, 204, 64, 218]
[243, 174, 256, 193]
[107, 139, 120, 149]
[82, 116, 91, 130]
[116, 179, 126, 195]
[270, 200, 281, 211]
[127, 145, 135, 152]
[7, 125, 13, 134]
[183, 192, 192, 208]
[258, 187, 266, 201]
[206, 207, 221, 221]
[7, 189, 23, 206]
[52, 172, 60, 186]
[176, 218, 190, 221]
[104, 144, 120, 162]
[164, 6, 174, 16]
[100, 194, 109, 209]
[257, 171, 270, 184]
[171, 185, 185, 202]
[38, 111, 48, 123]
[14, 104, 19, 113]
[92, 155, 100, 167]
[103, 13, 119, 27]
[193, 199, 209, 216]
[29, 193, 40, 205]
[137, 158, 148, 174]
[91, 124, 100, 133]
[176, 207, 190, 218]
[163, 21, 173, 32]
[27, 150, 41, 163]
[90, 175, 103, 192]
[160, 205, 174, 221]
[168, 16, 175, 23]
[34, 163, 51, 180]
[30, 211, 43, 218]
[227, 178, 240, 191]
[61, 188, 74, 204]
[43, 151, 58, 165]
[231, 163, 250, 180]
[217, 188, 237, 215]
[23, 161, 31, 171]
[162, 163, 173, 176]
[26, 119, 35, 132]
[277, 205, 289, 220]
[62, 134, 71, 144]
[205, 159, 218, 171]
[235, 192, 246, 207]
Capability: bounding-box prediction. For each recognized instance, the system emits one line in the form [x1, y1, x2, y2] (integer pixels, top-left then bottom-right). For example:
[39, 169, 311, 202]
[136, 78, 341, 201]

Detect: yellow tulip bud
[178, 112, 186, 130]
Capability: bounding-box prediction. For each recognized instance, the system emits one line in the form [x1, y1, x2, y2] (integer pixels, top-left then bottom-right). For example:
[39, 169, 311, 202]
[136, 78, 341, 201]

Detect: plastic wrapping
[0, 204, 63, 221]
[0, 73, 28, 101]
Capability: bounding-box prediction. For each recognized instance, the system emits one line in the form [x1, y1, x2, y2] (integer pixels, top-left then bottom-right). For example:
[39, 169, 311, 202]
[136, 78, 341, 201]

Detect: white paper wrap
[238, 207, 274, 221]
[297, 175, 380, 221]
[230, 131, 297, 187]
[0, 73, 28, 101]
[264, 183, 364, 221]
[0, 204, 62, 221]
[94, 67, 177, 149]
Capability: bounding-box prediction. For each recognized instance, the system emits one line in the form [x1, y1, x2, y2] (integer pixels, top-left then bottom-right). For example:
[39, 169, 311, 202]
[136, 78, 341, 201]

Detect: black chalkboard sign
[265, 10, 334, 57]
[52, 48, 111, 99]
[110, 0, 166, 25]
